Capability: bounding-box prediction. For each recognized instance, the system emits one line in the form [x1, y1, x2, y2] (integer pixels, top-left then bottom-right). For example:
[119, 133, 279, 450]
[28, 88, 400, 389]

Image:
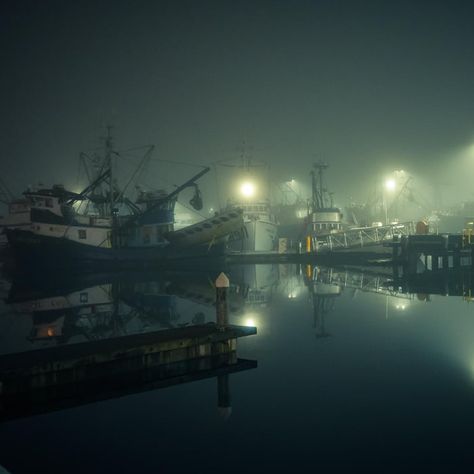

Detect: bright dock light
[385, 179, 396, 191]
[240, 181, 256, 198]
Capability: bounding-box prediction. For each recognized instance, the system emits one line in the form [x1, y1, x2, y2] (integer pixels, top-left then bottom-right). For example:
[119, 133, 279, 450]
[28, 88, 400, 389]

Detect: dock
[391, 234, 473, 274]
[0, 323, 257, 422]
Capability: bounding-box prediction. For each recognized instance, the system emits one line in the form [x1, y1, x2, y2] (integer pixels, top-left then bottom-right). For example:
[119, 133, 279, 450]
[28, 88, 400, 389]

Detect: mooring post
[215, 272, 229, 331]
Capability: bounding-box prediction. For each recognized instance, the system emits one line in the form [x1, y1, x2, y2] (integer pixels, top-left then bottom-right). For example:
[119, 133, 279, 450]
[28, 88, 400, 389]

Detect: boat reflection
[2, 260, 473, 422]
[0, 269, 257, 423]
[278, 262, 474, 337]
[4, 269, 252, 347]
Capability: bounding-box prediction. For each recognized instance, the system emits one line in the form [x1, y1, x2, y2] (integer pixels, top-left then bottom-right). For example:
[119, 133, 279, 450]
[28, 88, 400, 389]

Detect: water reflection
[0, 267, 258, 423]
[3, 262, 474, 350]
[2, 261, 474, 469]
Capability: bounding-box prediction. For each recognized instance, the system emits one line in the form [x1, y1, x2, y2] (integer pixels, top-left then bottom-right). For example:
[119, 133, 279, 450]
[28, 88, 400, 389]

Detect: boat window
[78, 229, 87, 239]
[45, 198, 53, 208]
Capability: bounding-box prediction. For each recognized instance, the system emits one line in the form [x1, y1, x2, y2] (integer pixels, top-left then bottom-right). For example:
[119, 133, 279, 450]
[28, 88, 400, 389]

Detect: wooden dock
[0, 324, 257, 422]
[391, 234, 473, 274]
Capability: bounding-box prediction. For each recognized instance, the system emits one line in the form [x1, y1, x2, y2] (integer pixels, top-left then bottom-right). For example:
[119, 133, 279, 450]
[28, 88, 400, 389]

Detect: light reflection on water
[1, 263, 474, 470]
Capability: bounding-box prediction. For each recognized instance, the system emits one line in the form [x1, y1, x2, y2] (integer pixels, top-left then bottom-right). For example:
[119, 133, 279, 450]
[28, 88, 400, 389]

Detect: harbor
[4, 1, 474, 471]
[4, 127, 474, 472]
[3, 144, 474, 271]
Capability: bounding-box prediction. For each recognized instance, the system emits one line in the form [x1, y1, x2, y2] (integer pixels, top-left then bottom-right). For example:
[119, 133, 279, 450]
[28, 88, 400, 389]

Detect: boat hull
[6, 229, 226, 271]
[229, 220, 278, 252]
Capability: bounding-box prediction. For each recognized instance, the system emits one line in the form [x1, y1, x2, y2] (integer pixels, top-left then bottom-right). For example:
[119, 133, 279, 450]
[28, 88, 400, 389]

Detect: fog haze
[2, 0, 474, 209]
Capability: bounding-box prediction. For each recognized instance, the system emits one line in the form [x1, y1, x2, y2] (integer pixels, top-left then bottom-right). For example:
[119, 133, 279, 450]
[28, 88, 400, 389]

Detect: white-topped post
[215, 272, 230, 330]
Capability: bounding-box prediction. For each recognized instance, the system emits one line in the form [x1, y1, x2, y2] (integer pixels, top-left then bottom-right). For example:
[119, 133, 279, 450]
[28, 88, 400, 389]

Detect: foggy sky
[2, 0, 474, 206]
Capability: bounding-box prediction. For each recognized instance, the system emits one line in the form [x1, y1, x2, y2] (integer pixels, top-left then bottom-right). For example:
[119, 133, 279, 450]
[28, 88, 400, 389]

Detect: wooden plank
[0, 324, 257, 374]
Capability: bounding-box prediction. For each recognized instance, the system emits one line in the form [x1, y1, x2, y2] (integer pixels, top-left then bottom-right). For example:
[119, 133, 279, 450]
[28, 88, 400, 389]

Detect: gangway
[315, 222, 415, 252]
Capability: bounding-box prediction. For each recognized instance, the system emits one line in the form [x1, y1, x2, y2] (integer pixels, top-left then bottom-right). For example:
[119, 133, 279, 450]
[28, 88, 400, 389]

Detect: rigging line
[137, 173, 188, 192]
[116, 151, 207, 170]
[213, 162, 222, 210]
[146, 158, 209, 169]
[176, 198, 208, 220]
[115, 146, 154, 202]
[75, 153, 82, 187]
[118, 145, 155, 153]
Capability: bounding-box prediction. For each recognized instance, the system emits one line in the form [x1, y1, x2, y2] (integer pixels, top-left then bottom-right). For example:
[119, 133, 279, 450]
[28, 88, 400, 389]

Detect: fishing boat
[0, 177, 32, 247]
[6, 133, 244, 269]
[228, 198, 278, 252]
[272, 178, 309, 243]
[308, 161, 343, 237]
[0, 198, 31, 247]
[217, 142, 278, 252]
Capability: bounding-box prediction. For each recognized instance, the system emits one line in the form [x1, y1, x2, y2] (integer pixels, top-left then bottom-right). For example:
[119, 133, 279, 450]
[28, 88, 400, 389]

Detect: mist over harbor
[2, 0, 474, 214]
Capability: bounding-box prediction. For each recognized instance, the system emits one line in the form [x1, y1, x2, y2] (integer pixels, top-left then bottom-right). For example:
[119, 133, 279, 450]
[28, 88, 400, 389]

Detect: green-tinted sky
[2, 0, 474, 206]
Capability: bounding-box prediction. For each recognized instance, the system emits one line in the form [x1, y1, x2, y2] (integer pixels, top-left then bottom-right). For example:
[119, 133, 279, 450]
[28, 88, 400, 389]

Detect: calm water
[1, 263, 474, 472]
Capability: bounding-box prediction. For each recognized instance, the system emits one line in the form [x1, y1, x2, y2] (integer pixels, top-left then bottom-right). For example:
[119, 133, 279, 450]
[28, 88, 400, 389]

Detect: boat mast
[103, 126, 120, 248]
[311, 160, 328, 211]
[105, 125, 115, 215]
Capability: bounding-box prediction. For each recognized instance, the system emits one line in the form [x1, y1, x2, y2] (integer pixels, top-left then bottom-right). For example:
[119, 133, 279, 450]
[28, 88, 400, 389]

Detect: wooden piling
[217, 374, 232, 420]
[216, 272, 230, 331]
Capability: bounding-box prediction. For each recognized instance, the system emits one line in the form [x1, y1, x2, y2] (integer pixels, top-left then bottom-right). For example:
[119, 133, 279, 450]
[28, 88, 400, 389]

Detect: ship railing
[312, 267, 412, 300]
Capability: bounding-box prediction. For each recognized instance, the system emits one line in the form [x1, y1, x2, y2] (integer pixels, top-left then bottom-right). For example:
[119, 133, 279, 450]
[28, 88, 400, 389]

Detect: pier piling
[216, 272, 230, 330]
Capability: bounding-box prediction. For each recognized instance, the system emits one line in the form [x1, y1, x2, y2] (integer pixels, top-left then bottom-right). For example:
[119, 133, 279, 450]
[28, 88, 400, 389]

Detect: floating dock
[0, 323, 256, 422]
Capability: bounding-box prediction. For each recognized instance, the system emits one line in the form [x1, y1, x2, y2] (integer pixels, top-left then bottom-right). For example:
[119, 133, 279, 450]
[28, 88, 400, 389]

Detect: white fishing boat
[230, 198, 277, 252]
[217, 142, 278, 252]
